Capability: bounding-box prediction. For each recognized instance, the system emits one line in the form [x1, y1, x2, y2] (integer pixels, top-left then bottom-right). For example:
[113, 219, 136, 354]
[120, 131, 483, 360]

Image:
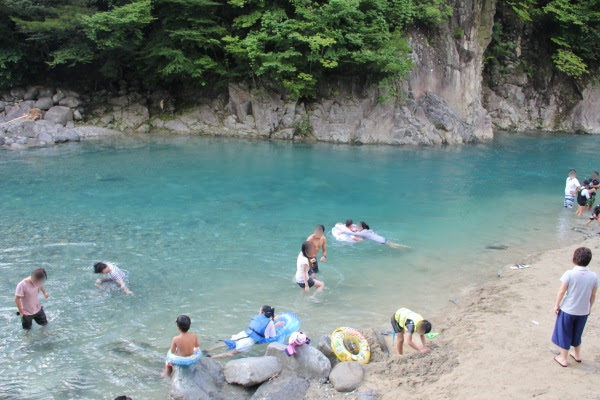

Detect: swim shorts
[21, 307, 48, 330]
[390, 314, 414, 334]
[311, 261, 319, 274]
[297, 279, 315, 289]
[564, 194, 575, 208]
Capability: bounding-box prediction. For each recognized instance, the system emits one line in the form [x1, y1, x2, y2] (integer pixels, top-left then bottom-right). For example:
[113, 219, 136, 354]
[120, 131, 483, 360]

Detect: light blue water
[1, 133, 599, 399]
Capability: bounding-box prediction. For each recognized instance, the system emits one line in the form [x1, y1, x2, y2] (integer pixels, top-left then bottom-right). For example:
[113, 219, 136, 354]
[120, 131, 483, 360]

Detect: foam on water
[0, 133, 599, 399]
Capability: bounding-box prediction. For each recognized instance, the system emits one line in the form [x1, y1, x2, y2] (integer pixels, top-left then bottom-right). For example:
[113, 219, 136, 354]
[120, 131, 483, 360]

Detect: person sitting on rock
[391, 307, 432, 355]
[163, 315, 200, 376]
[206, 306, 284, 359]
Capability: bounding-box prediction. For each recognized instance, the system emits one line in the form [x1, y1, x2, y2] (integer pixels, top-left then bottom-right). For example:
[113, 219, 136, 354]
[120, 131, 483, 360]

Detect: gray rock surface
[35, 97, 55, 110]
[44, 106, 73, 126]
[250, 375, 309, 400]
[59, 96, 82, 108]
[329, 362, 364, 392]
[358, 389, 380, 400]
[167, 357, 225, 400]
[317, 335, 339, 368]
[224, 356, 282, 387]
[10, 88, 25, 100]
[265, 342, 331, 383]
[52, 91, 66, 104]
[24, 87, 38, 100]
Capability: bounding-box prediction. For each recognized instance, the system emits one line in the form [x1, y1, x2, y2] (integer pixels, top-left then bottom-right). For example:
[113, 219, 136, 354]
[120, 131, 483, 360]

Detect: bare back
[172, 332, 199, 357]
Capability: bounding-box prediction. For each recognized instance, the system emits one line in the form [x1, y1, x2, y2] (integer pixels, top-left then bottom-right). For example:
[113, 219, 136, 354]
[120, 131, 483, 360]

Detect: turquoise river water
[1, 133, 599, 399]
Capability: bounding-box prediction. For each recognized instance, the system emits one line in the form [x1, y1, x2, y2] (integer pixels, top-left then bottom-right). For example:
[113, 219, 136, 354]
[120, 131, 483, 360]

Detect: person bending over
[94, 262, 133, 295]
[391, 308, 432, 355]
[340, 221, 409, 249]
[306, 224, 327, 273]
[207, 306, 283, 359]
[576, 180, 595, 217]
[585, 205, 600, 227]
[296, 241, 324, 294]
[163, 315, 200, 376]
[15, 268, 49, 330]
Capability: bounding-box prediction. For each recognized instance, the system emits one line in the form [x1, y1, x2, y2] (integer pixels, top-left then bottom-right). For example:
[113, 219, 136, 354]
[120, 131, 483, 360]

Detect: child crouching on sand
[163, 315, 200, 376]
[391, 308, 432, 355]
[552, 247, 598, 367]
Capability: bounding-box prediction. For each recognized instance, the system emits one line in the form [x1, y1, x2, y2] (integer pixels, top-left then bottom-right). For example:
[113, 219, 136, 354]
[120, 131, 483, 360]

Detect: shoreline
[307, 233, 600, 399]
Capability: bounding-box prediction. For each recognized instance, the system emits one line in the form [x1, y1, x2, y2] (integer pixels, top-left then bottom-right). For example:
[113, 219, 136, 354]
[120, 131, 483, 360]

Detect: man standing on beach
[15, 268, 49, 330]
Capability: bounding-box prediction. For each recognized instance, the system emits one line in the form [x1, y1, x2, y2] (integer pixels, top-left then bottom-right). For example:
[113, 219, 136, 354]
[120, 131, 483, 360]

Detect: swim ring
[165, 349, 203, 366]
[331, 224, 356, 243]
[331, 327, 370, 364]
[256, 312, 301, 345]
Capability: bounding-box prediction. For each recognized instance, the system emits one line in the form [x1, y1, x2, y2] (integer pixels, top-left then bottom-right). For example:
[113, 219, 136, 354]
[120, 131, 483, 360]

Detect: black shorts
[577, 198, 588, 206]
[22, 307, 47, 330]
[391, 315, 402, 333]
[311, 261, 319, 274]
[297, 279, 315, 289]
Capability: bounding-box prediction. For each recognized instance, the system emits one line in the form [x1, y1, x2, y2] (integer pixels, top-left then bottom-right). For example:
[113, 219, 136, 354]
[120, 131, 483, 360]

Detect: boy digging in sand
[391, 308, 432, 355]
[163, 315, 199, 376]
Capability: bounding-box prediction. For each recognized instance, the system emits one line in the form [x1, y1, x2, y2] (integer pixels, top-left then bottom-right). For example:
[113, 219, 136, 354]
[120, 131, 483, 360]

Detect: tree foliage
[0, 0, 452, 95]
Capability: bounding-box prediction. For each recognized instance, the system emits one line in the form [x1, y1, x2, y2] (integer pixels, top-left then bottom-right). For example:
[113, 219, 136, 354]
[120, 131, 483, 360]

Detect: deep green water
[1, 133, 598, 399]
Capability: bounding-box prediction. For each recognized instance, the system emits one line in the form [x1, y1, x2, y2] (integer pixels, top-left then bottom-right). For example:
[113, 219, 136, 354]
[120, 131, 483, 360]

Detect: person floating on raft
[391, 308, 432, 355]
[207, 306, 284, 359]
[338, 221, 409, 249]
[163, 315, 201, 376]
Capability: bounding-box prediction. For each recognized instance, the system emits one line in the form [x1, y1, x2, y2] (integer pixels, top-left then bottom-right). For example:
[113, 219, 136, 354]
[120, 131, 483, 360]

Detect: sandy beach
[308, 235, 600, 399]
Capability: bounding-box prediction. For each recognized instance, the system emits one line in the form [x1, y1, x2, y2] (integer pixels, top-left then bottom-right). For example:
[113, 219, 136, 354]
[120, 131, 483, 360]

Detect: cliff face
[82, 0, 497, 145]
[482, 1, 600, 134]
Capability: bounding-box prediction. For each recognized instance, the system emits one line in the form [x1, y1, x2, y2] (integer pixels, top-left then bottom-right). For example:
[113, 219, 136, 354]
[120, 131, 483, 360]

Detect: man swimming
[339, 221, 409, 249]
[306, 224, 327, 273]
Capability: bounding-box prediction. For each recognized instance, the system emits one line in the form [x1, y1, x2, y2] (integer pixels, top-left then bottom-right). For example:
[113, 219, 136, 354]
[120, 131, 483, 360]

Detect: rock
[66, 129, 80, 142]
[52, 91, 66, 104]
[112, 103, 149, 132]
[10, 142, 27, 150]
[228, 82, 252, 123]
[0, 100, 4, 111]
[221, 384, 256, 400]
[73, 125, 122, 138]
[1, 92, 14, 102]
[35, 97, 55, 110]
[65, 121, 75, 129]
[53, 132, 69, 143]
[33, 119, 62, 136]
[358, 389, 380, 400]
[265, 342, 331, 383]
[317, 335, 339, 367]
[73, 109, 82, 120]
[359, 328, 388, 362]
[15, 136, 28, 145]
[44, 106, 73, 126]
[37, 132, 54, 144]
[224, 357, 281, 387]
[38, 88, 54, 98]
[10, 88, 26, 100]
[24, 87, 38, 101]
[250, 375, 309, 400]
[329, 362, 364, 392]
[0, 136, 4, 146]
[59, 96, 82, 108]
[167, 357, 225, 400]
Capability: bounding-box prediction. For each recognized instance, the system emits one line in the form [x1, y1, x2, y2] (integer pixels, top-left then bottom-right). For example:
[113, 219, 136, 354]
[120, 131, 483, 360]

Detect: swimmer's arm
[116, 279, 133, 296]
[14, 296, 25, 315]
[40, 285, 49, 299]
[170, 338, 177, 354]
[554, 282, 568, 314]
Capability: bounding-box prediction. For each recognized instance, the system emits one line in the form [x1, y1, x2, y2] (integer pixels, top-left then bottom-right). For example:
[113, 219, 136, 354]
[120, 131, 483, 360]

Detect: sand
[307, 235, 600, 399]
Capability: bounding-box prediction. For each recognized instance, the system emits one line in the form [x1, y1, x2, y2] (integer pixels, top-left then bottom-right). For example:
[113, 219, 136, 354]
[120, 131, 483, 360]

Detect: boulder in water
[167, 357, 225, 400]
[265, 342, 331, 383]
[224, 356, 282, 387]
[329, 362, 364, 392]
[250, 374, 309, 400]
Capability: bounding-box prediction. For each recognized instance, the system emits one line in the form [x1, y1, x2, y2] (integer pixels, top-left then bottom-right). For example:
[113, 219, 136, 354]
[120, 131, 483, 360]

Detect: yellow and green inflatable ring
[330, 327, 370, 365]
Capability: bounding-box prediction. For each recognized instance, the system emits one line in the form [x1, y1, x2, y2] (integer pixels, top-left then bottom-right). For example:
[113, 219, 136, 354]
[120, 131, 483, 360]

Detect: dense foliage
[0, 0, 452, 96]
[489, 0, 600, 77]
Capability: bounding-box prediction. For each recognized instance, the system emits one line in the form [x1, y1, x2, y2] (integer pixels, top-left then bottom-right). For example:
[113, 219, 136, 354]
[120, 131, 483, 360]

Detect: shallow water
[0, 133, 598, 399]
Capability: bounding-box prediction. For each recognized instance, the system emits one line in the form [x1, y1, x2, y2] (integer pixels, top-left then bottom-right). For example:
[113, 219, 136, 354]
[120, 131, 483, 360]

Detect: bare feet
[554, 355, 568, 367]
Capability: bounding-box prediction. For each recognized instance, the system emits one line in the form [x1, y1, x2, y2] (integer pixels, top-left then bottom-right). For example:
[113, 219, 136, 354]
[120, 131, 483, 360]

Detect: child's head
[260, 305, 275, 319]
[114, 397, 132, 400]
[358, 221, 370, 231]
[569, 169, 576, 178]
[176, 315, 191, 332]
[302, 241, 316, 259]
[593, 171, 599, 180]
[93, 262, 109, 274]
[573, 247, 592, 267]
[314, 224, 325, 238]
[31, 268, 47, 283]
[417, 320, 432, 335]
[345, 219, 353, 228]
[583, 179, 590, 188]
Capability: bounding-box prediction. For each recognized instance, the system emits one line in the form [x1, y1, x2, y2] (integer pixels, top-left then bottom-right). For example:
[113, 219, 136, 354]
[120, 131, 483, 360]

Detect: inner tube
[331, 224, 356, 243]
[165, 349, 202, 366]
[331, 327, 371, 364]
[255, 312, 301, 345]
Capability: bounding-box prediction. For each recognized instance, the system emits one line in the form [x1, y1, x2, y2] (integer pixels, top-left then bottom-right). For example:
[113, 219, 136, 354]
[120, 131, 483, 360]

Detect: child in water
[163, 315, 200, 376]
[207, 306, 284, 359]
[576, 181, 595, 217]
[296, 241, 325, 294]
[391, 308, 432, 355]
[585, 205, 600, 227]
[94, 262, 133, 295]
[564, 169, 580, 209]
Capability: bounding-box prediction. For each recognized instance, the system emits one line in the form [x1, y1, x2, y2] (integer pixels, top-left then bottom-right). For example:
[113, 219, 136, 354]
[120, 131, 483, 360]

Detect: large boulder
[52, 90, 66, 104]
[23, 87, 38, 101]
[329, 362, 364, 392]
[38, 87, 54, 98]
[44, 106, 73, 126]
[167, 357, 225, 400]
[10, 88, 26, 100]
[265, 342, 331, 383]
[59, 96, 82, 108]
[0, 100, 5, 112]
[250, 375, 309, 400]
[35, 97, 54, 110]
[224, 356, 282, 387]
[317, 335, 339, 367]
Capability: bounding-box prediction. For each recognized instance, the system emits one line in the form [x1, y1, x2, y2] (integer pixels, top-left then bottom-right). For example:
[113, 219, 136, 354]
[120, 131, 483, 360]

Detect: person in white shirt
[552, 247, 598, 367]
[576, 180, 595, 217]
[564, 169, 580, 209]
[295, 241, 324, 294]
[339, 222, 409, 249]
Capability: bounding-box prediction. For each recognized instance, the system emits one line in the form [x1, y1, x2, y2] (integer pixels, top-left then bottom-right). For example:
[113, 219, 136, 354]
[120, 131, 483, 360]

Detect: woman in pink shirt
[14, 268, 49, 330]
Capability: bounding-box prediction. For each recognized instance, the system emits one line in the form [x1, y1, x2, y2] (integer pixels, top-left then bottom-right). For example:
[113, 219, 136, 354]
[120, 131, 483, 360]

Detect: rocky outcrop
[329, 362, 364, 392]
[250, 375, 309, 400]
[224, 357, 282, 387]
[265, 342, 331, 383]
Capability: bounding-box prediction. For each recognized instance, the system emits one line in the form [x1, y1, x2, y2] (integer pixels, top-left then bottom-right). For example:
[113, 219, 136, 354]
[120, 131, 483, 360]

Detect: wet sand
[307, 235, 600, 399]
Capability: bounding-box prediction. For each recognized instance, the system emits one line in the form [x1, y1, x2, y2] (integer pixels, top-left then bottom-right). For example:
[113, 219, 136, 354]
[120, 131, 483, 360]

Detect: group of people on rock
[564, 169, 600, 223]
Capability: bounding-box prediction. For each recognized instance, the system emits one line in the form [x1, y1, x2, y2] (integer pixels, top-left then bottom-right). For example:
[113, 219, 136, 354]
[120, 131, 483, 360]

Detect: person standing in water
[586, 171, 599, 209]
[15, 268, 49, 330]
[340, 222, 409, 249]
[564, 169, 580, 209]
[296, 241, 325, 293]
[306, 224, 327, 273]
